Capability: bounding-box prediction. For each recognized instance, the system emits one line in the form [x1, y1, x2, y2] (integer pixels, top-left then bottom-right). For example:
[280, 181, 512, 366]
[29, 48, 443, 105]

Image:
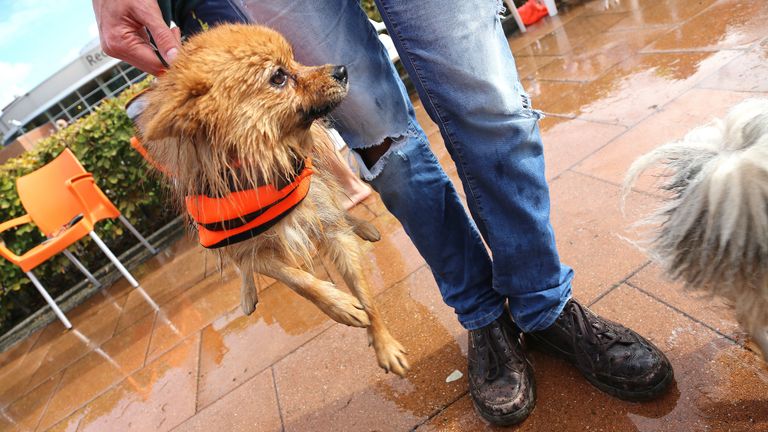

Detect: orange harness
[130, 137, 313, 249]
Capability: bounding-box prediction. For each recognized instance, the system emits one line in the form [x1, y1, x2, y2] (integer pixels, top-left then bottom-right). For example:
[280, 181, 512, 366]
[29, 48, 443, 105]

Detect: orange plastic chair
[0, 148, 157, 329]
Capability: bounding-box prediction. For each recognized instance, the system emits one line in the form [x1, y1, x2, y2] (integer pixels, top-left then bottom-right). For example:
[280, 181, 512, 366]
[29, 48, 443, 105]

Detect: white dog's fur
[624, 98, 768, 360]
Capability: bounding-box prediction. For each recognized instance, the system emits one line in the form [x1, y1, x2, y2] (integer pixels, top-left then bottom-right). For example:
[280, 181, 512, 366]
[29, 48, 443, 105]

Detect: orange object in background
[0, 148, 157, 329]
[518, 0, 549, 25]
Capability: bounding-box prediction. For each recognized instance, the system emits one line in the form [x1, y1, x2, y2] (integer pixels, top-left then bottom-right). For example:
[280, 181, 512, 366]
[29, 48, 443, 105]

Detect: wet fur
[624, 99, 768, 360]
[135, 24, 409, 375]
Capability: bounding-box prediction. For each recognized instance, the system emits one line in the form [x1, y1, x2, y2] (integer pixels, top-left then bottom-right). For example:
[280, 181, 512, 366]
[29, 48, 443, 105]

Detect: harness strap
[186, 159, 313, 249]
[128, 133, 313, 249]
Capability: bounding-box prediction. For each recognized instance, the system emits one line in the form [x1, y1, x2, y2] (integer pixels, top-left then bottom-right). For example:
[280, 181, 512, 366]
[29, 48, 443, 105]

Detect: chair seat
[12, 219, 93, 272]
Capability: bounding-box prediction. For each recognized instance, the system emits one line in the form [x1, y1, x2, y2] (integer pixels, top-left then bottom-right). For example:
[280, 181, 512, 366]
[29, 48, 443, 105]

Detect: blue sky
[0, 0, 98, 111]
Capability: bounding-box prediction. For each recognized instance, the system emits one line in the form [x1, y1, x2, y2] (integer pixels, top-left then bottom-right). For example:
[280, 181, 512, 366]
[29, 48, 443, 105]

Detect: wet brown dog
[133, 24, 409, 375]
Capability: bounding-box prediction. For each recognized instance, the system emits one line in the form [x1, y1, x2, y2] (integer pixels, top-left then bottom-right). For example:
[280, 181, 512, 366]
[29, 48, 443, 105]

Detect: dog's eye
[270, 69, 288, 87]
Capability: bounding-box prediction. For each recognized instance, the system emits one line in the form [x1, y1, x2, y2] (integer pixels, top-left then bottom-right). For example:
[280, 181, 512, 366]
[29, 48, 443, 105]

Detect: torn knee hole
[355, 138, 394, 169]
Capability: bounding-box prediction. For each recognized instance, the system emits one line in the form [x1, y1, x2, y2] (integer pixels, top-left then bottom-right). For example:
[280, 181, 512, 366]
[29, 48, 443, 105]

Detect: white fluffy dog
[624, 99, 768, 360]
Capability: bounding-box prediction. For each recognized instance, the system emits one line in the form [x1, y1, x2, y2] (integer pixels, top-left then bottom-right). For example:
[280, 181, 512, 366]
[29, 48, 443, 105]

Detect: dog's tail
[623, 99, 768, 294]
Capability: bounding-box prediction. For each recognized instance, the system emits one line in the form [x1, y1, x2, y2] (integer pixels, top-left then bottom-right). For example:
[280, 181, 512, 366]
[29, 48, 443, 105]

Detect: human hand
[92, 0, 182, 75]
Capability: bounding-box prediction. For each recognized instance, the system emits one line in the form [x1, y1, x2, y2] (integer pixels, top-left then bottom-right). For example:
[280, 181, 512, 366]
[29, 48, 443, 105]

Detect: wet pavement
[2, 0, 768, 430]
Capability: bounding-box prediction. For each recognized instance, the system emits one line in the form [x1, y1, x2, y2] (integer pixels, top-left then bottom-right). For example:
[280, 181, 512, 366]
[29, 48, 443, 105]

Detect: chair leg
[118, 215, 158, 255]
[542, 0, 558, 16]
[62, 249, 102, 288]
[26, 271, 72, 329]
[504, 0, 527, 32]
[88, 231, 140, 288]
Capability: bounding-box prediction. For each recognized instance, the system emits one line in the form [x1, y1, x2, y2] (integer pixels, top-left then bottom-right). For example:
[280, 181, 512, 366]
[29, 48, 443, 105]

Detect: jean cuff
[516, 281, 572, 333]
[458, 302, 506, 331]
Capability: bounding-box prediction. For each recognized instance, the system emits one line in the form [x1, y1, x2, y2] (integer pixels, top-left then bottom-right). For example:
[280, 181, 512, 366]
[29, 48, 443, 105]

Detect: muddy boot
[528, 299, 673, 401]
[468, 312, 536, 426]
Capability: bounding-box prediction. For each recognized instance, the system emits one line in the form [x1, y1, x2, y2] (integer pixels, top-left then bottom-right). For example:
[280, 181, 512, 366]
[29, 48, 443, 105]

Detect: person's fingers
[142, 8, 181, 65]
[108, 31, 168, 75]
[171, 26, 182, 45]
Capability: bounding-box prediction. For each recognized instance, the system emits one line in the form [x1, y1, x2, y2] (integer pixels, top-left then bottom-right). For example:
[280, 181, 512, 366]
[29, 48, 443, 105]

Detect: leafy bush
[361, 0, 382, 21]
[0, 81, 174, 332]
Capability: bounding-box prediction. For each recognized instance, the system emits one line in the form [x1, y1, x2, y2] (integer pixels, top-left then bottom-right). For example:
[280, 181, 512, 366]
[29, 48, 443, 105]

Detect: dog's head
[136, 24, 348, 196]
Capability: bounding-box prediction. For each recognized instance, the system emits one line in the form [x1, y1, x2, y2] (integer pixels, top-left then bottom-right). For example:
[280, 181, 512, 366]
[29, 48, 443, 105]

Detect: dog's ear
[141, 73, 214, 142]
[183, 74, 212, 100]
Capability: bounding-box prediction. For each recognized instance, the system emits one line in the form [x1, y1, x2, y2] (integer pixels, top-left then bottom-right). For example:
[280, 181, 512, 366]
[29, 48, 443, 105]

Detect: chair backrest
[16, 149, 118, 236]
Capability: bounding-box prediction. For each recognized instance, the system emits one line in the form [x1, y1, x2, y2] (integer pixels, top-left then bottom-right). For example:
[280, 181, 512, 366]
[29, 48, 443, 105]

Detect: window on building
[65, 100, 87, 119]
[124, 66, 143, 82]
[47, 105, 65, 121]
[84, 88, 107, 108]
[59, 92, 80, 111]
[106, 74, 128, 93]
[78, 80, 100, 99]
[24, 113, 51, 130]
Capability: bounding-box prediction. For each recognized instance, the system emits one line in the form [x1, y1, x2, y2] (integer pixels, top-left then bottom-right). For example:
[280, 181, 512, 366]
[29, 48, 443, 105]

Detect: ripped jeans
[172, 0, 573, 332]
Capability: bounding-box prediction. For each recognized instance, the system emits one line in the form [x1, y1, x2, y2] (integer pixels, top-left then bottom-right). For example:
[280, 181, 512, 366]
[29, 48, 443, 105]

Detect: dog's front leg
[345, 213, 381, 243]
[257, 260, 370, 328]
[325, 233, 410, 377]
[234, 260, 259, 315]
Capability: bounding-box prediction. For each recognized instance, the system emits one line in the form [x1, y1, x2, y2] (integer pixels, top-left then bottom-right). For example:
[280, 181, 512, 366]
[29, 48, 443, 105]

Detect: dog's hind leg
[235, 259, 259, 315]
[345, 213, 381, 242]
[256, 259, 370, 328]
[325, 232, 410, 376]
[754, 327, 768, 362]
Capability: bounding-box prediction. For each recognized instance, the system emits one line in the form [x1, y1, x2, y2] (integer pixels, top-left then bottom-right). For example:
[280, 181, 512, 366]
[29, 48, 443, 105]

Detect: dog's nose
[331, 65, 348, 84]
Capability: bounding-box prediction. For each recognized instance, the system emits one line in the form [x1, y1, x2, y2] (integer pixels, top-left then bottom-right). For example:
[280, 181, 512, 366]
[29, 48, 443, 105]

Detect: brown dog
[133, 24, 409, 375]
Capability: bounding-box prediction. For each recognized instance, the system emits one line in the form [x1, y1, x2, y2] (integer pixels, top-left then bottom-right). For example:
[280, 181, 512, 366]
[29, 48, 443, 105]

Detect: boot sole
[584, 365, 674, 402]
[470, 370, 536, 426]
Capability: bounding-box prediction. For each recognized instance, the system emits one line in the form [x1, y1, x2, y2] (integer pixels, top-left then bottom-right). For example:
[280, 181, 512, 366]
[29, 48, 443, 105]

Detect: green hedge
[361, 0, 382, 21]
[0, 82, 174, 332]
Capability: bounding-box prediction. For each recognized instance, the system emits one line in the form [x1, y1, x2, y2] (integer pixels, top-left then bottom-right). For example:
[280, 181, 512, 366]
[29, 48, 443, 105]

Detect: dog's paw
[240, 293, 259, 316]
[371, 329, 410, 377]
[350, 219, 381, 243]
[323, 285, 371, 328]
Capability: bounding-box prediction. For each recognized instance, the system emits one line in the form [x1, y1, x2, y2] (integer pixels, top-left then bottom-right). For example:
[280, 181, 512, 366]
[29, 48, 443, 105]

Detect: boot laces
[476, 322, 518, 381]
[566, 301, 632, 355]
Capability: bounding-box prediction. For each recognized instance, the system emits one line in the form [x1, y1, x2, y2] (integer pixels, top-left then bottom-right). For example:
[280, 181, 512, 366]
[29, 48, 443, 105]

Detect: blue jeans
[175, 0, 573, 332]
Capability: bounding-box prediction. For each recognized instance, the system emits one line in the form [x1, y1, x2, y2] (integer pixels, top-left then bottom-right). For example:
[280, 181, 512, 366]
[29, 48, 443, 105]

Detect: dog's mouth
[299, 100, 343, 125]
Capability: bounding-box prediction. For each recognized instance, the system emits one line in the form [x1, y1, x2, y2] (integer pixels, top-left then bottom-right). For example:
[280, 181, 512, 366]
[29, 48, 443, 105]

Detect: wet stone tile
[646, 0, 768, 52]
[174, 369, 282, 432]
[574, 87, 766, 192]
[58, 334, 200, 432]
[698, 39, 768, 92]
[145, 267, 240, 361]
[571, 50, 740, 126]
[628, 264, 743, 340]
[37, 314, 155, 431]
[549, 170, 655, 302]
[195, 270, 335, 410]
[114, 238, 214, 333]
[0, 372, 61, 432]
[534, 28, 667, 82]
[608, 0, 718, 31]
[513, 13, 630, 57]
[540, 117, 627, 180]
[274, 266, 467, 432]
[24, 297, 124, 391]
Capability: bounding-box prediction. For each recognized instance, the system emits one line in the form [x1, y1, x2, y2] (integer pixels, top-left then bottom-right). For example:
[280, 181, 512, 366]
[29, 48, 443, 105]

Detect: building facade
[1, 39, 147, 145]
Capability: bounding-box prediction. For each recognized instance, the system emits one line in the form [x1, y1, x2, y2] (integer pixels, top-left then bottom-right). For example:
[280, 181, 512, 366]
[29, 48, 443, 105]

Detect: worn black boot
[527, 299, 673, 401]
[468, 312, 535, 426]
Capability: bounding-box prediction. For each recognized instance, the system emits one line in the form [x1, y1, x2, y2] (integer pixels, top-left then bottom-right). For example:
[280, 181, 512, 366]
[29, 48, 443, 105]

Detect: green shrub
[361, 0, 382, 21]
[0, 81, 174, 332]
